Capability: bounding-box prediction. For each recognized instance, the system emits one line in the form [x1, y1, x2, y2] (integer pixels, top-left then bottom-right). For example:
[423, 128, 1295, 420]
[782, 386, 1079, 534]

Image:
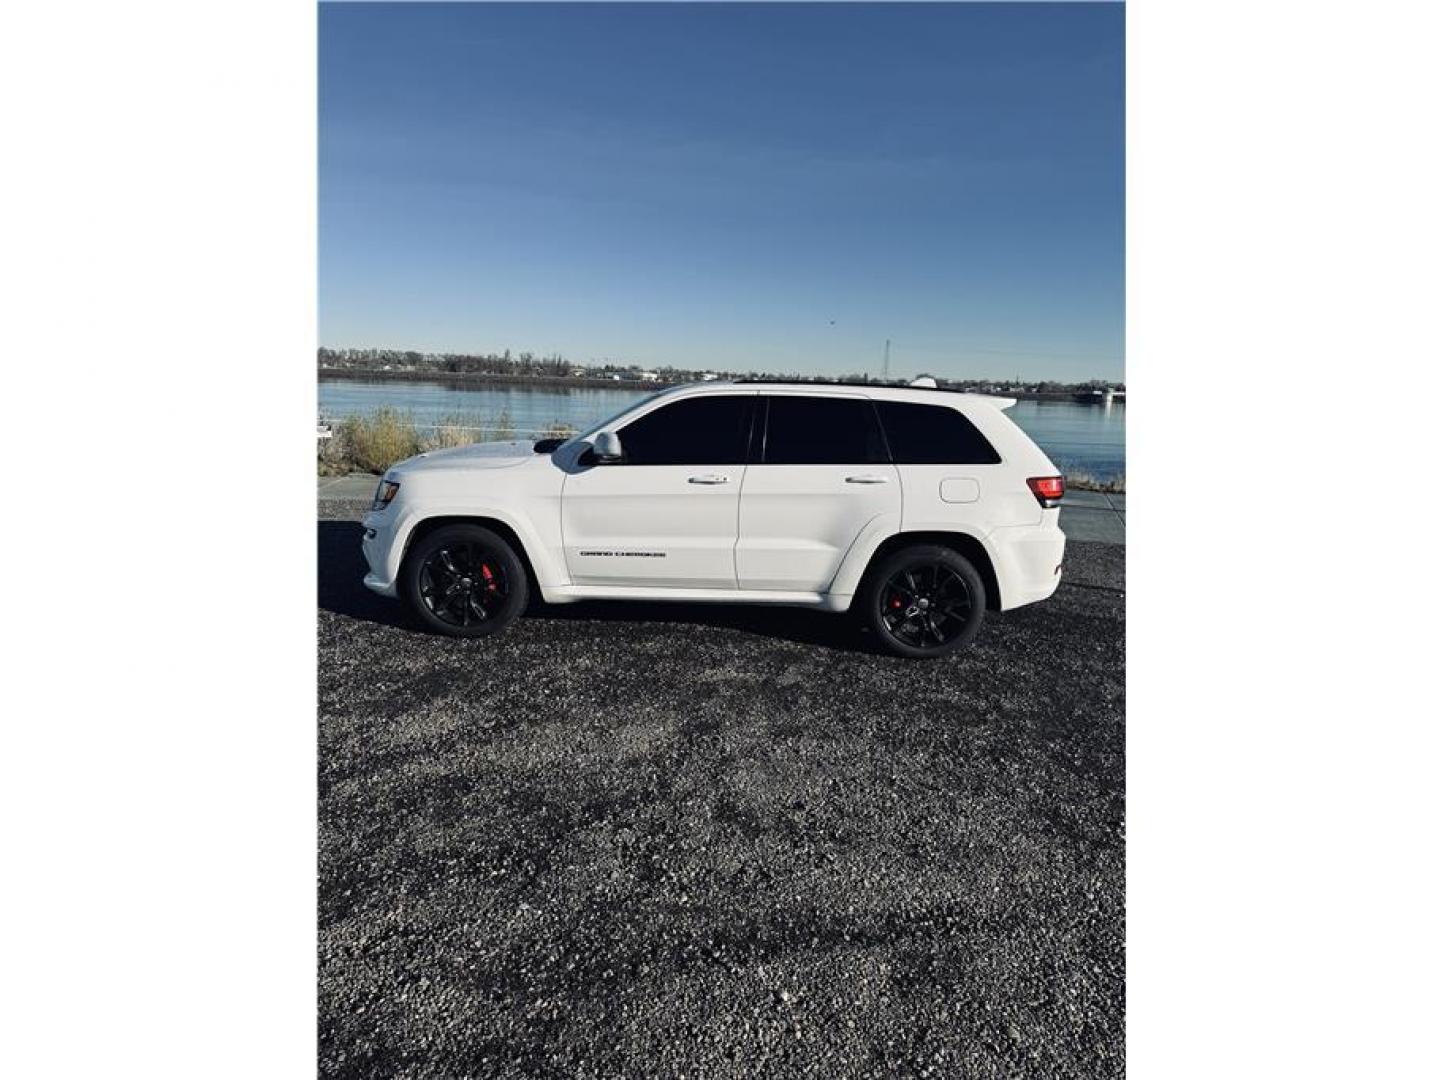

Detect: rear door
[735, 394, 900, 591]
[561, 393, 755, 588]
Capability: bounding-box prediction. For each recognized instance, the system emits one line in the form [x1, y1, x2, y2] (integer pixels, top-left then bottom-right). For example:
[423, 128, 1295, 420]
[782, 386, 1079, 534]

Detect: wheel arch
[400, 514, 542, 598]
[855, 530, 1002, 612]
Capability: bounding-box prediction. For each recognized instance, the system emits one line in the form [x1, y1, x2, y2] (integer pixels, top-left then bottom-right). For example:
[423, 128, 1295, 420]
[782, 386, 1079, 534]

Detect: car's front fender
[374, 500, 568, 594]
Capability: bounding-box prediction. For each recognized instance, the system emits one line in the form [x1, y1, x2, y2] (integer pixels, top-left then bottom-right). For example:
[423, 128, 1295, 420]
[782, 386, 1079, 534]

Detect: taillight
[1027, 475, 1065, 508]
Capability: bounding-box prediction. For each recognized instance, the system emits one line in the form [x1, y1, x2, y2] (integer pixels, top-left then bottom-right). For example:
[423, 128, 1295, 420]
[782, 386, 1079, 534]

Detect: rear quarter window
[876, 401, 1001, 465]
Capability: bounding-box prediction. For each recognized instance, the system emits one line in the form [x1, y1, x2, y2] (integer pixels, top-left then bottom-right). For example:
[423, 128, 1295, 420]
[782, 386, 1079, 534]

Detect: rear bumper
[990, 520, 1066, 610]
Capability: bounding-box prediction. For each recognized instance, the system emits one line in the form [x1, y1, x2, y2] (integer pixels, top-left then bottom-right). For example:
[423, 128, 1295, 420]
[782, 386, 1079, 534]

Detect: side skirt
[538, 584, 852, 612]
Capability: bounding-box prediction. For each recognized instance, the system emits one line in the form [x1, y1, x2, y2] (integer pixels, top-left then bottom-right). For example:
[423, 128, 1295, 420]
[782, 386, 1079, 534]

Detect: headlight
[371, 480, 400, 511]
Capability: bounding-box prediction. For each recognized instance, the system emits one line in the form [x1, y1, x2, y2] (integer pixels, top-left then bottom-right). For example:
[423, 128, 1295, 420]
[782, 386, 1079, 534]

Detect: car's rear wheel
[863, 545, 986, 659]
[401, 524, 528, 638]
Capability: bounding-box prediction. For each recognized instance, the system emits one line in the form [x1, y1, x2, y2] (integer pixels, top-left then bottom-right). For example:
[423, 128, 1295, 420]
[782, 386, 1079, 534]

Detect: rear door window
[875, 400, 1001, 464]
[760, 396, 889, 465]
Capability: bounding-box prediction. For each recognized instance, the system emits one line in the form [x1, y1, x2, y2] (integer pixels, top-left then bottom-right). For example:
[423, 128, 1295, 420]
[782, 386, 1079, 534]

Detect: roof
[672, 379, 1017, 409]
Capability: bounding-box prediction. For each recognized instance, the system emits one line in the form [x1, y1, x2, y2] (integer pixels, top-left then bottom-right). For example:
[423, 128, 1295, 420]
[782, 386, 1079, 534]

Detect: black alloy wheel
[864, 545, 986, 658]
[420, 542, 509, 627]
[402, 524, 529, 638]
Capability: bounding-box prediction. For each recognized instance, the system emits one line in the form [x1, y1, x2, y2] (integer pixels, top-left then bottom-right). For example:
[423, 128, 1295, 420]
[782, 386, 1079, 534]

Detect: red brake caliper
[889, 594, 903, 609]
[481, 564, 497, 592]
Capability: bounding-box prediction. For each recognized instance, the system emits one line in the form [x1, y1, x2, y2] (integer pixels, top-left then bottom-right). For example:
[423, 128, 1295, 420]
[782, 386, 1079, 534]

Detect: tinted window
[876, 401, 1001, 464]
[616, 395, 753, 465]
[761, 396, 888, 465]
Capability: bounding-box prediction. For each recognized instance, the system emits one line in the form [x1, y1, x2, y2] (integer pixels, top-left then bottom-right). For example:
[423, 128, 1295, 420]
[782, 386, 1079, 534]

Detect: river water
[318, 378, 1125, 484]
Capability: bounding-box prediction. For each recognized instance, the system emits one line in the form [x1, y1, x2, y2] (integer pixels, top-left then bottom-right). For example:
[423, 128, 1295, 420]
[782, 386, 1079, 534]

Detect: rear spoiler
[968, 394, 1017, 409]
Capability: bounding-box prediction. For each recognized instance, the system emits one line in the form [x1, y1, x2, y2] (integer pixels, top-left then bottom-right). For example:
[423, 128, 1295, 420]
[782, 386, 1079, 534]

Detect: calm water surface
[319, 379, 1125, 483]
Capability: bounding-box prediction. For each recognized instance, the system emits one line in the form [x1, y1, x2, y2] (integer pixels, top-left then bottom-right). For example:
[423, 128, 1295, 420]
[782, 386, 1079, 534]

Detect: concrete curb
[318, 474, 379, 501]
[1058, 491, 1126, 545]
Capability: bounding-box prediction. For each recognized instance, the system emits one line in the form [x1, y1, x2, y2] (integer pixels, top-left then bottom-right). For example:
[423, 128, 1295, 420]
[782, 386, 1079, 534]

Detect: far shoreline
[318, 367, 1102, 402]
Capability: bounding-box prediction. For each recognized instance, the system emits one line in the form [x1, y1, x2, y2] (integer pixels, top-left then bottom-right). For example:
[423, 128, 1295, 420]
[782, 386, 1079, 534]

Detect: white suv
[360, 383, 1066, 658]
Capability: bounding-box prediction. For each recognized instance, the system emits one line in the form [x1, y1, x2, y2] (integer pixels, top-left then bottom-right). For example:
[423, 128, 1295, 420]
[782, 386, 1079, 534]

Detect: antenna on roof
[910, 375, 938, 388]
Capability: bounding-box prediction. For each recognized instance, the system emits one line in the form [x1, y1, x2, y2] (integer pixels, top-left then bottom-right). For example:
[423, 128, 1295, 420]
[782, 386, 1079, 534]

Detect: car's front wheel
[401, 524, 528, 638]
[862, 545, 986, 659]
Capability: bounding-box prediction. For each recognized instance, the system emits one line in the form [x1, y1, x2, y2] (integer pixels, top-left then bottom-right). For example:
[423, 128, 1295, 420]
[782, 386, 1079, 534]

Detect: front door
[736, 394, 901, 591]
[561, 393, 756, 588]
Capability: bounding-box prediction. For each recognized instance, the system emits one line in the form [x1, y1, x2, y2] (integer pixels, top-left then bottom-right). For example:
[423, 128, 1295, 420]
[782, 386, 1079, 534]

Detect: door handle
[688, 474, 730, 485]
[845, 474, 890, 484]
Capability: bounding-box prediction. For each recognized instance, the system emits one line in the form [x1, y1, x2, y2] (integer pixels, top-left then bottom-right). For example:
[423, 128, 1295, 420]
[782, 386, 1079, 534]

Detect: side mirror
[592, 430, 624, 462]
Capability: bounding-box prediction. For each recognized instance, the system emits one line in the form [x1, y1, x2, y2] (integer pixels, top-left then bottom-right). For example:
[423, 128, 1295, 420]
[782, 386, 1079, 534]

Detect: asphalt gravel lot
[318, 502, 1124, 1078]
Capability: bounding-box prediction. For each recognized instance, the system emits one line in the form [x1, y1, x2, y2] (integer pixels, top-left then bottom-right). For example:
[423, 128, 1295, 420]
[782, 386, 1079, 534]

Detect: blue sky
[320, 3, 1123, 381]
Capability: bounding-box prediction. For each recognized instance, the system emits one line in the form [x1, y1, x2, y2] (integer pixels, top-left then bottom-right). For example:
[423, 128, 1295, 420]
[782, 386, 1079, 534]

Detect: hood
[390, 439, 536, 474]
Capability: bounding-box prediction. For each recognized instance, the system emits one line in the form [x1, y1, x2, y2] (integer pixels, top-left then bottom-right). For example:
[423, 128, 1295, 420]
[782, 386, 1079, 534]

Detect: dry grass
[1065, 471, 1126, 494]
[417, 409, 518, 448]
[539, 418, 579, 439]
[318, 408, 418, 474]
[318, 408, 577, 474]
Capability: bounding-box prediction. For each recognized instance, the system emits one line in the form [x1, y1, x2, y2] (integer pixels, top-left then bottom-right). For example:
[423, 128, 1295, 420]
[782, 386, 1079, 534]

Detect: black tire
[401, 524, 529, 638]
[862, 544, 986, 659]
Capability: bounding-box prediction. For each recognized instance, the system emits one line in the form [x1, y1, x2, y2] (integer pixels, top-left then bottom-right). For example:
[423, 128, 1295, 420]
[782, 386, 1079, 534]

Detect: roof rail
[729, 378, 1018, 409]
[732, 378, 974, 395]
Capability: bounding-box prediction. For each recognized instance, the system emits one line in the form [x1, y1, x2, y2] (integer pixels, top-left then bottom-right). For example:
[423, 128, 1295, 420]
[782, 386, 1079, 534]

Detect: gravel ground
[318, 502, 1124, 1078]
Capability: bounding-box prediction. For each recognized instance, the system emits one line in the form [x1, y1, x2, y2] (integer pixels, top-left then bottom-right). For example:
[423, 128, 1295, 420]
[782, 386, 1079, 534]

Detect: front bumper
[360, 509, 401, 598]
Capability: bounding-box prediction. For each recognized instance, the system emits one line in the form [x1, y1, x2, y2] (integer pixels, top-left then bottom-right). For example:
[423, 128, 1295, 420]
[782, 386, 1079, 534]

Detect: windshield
[563, 388, 672, 446]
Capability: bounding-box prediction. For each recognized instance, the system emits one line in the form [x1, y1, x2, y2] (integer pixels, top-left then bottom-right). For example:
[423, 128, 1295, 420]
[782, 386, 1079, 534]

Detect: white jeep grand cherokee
[360, 382, 1066, 658]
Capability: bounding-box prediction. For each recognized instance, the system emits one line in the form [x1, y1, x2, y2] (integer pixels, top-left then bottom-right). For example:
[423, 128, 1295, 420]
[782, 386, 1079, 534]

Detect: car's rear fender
[828, 523, 1006, 610]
